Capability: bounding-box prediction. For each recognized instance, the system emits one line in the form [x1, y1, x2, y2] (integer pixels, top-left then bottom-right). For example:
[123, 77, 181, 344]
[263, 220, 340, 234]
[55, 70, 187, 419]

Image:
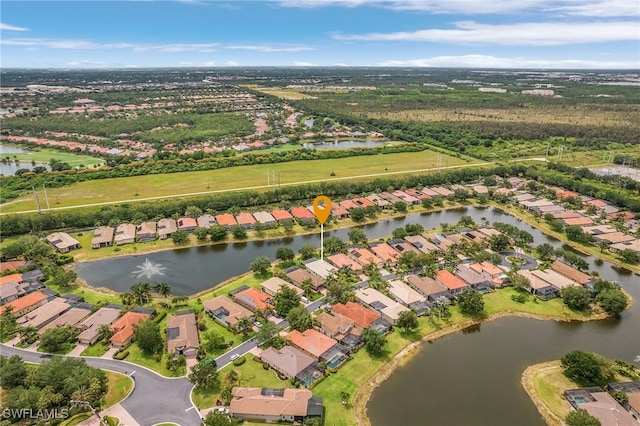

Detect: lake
[0, 143, 49, 176]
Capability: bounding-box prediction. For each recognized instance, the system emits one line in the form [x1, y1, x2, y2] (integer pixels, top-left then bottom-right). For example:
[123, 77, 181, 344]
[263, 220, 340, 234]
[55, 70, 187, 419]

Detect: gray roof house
[77, 306, 122, 345]
[157, 218, 178, 239]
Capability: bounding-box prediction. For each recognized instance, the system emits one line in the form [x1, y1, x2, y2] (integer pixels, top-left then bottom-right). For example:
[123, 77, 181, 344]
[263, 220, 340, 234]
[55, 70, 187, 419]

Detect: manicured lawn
[2, 150, 476, 213]
[192, 355, 285, 408]
[1, 145, 105, 167]
[80, 341, 109, 357]
[125, 344, 185, 378]
[104, 371, 134, 407]
[483, 287, 596, 320]
[533, 363, 575, 420]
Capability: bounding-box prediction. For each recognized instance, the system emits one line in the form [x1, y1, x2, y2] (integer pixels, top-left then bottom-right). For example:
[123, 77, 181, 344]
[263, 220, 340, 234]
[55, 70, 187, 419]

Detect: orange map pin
[313, 195, 332, 224]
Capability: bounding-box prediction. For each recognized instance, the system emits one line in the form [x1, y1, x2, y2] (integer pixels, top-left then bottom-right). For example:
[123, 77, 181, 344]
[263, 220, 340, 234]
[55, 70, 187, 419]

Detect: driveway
[0, 344, 202, 426]
[500, 251, 538, 270]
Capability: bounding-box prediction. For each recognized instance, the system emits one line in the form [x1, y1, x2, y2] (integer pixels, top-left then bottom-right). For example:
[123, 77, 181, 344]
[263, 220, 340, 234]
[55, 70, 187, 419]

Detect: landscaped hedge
[113, 350, 129, 360]
[60, 412, 92, 426]
[232, 356, 246, 366]
[153, 312, 167, 323]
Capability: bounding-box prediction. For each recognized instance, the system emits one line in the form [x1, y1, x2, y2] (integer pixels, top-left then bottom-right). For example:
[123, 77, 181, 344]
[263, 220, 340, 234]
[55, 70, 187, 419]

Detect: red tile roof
[215, 213, 237, 227]
[236, 212, 256, 226]
[234, 287, 272, 311]
[331, 302, 380, 328]
[286, 329, 337, 358]
[0, 261, 27, 273]
[271, 209, 293, 221]
[110, 312, 150, 346]
[290, 206, 315, 220]
[0, 274, 23, 285]
[435, 270, 468, 290]
[3, 291, 47, 314]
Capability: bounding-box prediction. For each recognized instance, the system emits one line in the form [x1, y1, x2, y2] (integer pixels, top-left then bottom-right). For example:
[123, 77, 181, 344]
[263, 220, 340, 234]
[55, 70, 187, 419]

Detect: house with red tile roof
[435, 270, 469, 296]
[347, 247, 382, 267]
[406, 275, 451, 302]
[331, 205, 350, 219]
[285, 329, 338, 360]
[327, 253, 363, 271]
[0, 274, 24, 286]
[340, 199, 359, 210]
[0, 260, 27, 273]
[215, 213, 238, 229]
[3, 290, 48, 317]
[563, 216, 594, 227]
[233, 287, 273, 312]
[110, 311, 150, 347]
[331, 302, 380, 328]
[236, 212, 257, 229]
[368, 242, 401, 265]
[352, 197, 375, 208]
[18, 297, 71, 330]
[271, 209, 294, 224]
[551, 260, 595, 287]
[290, 207, 316, 223]
[177, 217, 198, 232]
[392, 190, 419, 205]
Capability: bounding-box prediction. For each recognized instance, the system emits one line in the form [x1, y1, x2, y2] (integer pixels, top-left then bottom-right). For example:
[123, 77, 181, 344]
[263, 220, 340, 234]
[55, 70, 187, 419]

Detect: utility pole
[32, 186, 41, 213]
[42, 184, 50, 209]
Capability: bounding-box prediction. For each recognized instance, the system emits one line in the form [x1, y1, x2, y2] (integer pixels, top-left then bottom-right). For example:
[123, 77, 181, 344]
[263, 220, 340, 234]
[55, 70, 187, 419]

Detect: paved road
[0, 344, 202, 426]
[500, 250, 538, 270]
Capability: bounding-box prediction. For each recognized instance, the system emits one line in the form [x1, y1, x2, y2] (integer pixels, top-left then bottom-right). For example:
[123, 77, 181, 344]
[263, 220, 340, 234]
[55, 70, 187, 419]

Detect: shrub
[113, 350, 129, 360]
[153, 312, 167, 323]
[511, 293, 528, 303]
[232, 356, 246, 366]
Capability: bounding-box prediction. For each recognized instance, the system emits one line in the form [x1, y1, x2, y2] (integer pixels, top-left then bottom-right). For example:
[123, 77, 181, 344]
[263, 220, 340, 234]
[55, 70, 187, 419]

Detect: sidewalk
[78, 404, 140, 426]
[102, 346, 119, 359]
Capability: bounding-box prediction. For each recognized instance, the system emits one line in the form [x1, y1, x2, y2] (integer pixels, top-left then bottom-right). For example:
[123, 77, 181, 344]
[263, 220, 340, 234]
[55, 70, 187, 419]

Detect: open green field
[0, 144, 105, 167]
[2, 149, 479, 213]
[104, 371, 134, 407]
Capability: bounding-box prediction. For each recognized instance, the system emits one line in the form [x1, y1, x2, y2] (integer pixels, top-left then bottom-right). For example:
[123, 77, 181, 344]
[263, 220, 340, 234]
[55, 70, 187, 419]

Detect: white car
[230, 354, 240, 361]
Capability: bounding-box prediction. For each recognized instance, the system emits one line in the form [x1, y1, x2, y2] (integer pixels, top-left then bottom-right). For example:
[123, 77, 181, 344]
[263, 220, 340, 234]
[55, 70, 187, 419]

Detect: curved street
[0, 344, 202, 426]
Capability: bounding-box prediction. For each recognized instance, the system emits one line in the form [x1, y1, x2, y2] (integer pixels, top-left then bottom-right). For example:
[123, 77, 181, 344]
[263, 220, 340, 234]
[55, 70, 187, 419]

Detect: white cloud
[277, 0, 639, 15]
[293, 61, 313, 66]
[0, 38, 220, 52]
[226, 44, 313, 52]
[203, 61, 216, 66]
[378, 54, 639, 69]
[335, 63, 349, 66]
[1, 23, 29, 31]
[66, 60, 108, 67]
[224, 60, 239, 66]
[333, 21, 640, 45]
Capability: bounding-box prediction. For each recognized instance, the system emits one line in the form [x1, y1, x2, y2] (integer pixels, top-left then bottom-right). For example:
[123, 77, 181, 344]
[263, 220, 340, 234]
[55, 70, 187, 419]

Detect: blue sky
[1, 0, 639, 69]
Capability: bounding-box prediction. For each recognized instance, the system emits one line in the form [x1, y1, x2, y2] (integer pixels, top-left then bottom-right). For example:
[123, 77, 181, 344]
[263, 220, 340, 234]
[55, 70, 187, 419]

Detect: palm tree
[153, 282, 171, 300]
[18, 325, 38, 343]
[120, 292, 135, 306]
[236, 317, 252, 336]
[97, 324, 113, 343]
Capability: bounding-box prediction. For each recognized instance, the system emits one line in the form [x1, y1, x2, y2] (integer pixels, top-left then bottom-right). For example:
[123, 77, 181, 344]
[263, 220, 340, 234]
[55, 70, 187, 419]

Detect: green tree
[250, 256, 272, 275]
[392, 227, 407, 239]
[566, 408, 601, 426]
[349, 207, 366, 223]
[48, 267, 77, 289]
[171, 230, 190, 244]
[0, 355, 27, 389]
[561, 286, 592, 311]
[396, 310, 419, 333]
[231, 225, 247, 240]
[275, 247, 295, 262]
[565, 225, 591, 244]
[184, 205, 203, 218]
[298, 244, 318, 260]
[596, 289, 628, 314]
[209, 225, 228, 242]
[393, 201, 408, 213]
[194, 226, 209, 241]
[457, 215, 475, 228]
[133, 319, 163, 354]
[286, 306, 314, 332]
[457, 290, 485, 317]
[204, 330, 227, 352]
[612, 390, 629, 405]
[255, 320, 281, 347]
[188, 361, 219, 389]
[273, 285, 301, 317]
[561, 350, 615, 386]
[39, 325, 79, 353]
[0, 306, 18, 341]
[326, 277, 355, 304]
[348, 227, 368, 245]
[202, 411, 242, 426]
[153, 281, 172, 299]
[536, 243, 555, 261]
[362, 327, 386, 356]
[97, 324, 113, 343]
[618, 248, 640, 264]
[489, 233, 511, 252]
[323, 236, 346, 255]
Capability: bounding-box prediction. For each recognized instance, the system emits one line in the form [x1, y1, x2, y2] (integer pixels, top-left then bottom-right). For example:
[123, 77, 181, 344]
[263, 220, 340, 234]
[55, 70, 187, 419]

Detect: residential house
[331, 301, 389, 333]
[0, 274, 23, 286]
[455, 264, 493, 291]
[326, 253, 363, 272]
[166, 311, 200, 357]
[261, 277, 303, 297]
[290, 206, 316, 224]
[551, 260, 595, 288]
[386, 238, 420, 257]
[564, 388, 636, 426]
[405, 275, 451, 302]
[404, 188, 431, 200]
[0, 260, 28, 274]
[177, 217, 198, 232]
[377, 192, 404, 205]
[316, 311, 363, 349]
[38, 305, 93, 334]
[215, 213, 237, 229]
[18, 297, 72, 330]
[46, 232, 80, 253]
[136, 221, 157, 242]
[592, 232, 635, 245]
[91, 226, 114, 248]
[271, 209, 294, 225]
[340, 199, 359, 210]
[157, 218, 178, 239]
[252, 211, 277, 228]
[110, 311, 150, 347]
[352, 197, 375, 208]
[473, 185, 489, 195]
[355, 288, 409, 325]
[435, 270, 469, 296]
[517, 270, 558, 299]
[233, 287, 273, 313]
[196, 214, 216, 229]
[563, 216, 594, 227]
[611, 239, 640, 254]
[387, 280, 430, 315]
[469, 262, 507, 287]
[114, 223, 136, 245]
[285, 267, 324, 290]
[229, 387, 323, 424]
[236, 212, 257, 229]
[3, 290, 48, 317]
[420, 187, 440, 198]
[259, 346, 324, 387]
[0, 282, 28, 305]
[431, 186, 454, 197]
[404, 235, 440, 254]
[77, 306, 122, 345]
[286, 329, 347, 367]
[203, 296, 254, 331]
[331, 205, 350, 219]
[366, 194, 391, 208]
[392, 190, 419, 205]
[347, 247, 382, 267]
[22, 269, 44, 284]
[302, 259, 337, 279]
[530, 269, 578, 291]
